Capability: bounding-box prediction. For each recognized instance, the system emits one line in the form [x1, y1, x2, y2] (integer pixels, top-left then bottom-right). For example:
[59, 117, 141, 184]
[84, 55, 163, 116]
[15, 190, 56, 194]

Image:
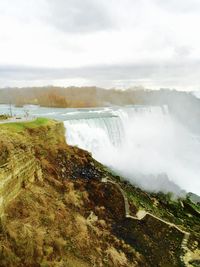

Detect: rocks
[0, 147, 42, 216]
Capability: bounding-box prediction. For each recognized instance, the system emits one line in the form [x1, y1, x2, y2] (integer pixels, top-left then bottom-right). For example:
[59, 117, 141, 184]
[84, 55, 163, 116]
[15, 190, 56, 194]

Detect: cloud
[0, 0, 200, 89]
[155, 0, 200, 13]
[174, 46, 192, 58]
[1, 61, 200, 90]
[45, 0, 113, 33]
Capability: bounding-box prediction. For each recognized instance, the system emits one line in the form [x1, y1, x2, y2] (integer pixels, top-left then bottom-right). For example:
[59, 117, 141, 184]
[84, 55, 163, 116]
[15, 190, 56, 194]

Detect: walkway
[101, 177, 191, 266]
[0, 117, 35, 124]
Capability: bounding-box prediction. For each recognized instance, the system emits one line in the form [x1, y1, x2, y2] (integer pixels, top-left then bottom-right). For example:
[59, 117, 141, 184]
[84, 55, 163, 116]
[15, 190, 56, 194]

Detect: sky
[0, 0, 200, 90]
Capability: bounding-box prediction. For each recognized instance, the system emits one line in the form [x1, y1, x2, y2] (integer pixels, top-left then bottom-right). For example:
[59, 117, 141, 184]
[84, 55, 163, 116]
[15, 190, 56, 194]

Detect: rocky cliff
[0, 142, 41, 216]
[0, 119, 199, 267]
[0, 119, 64, 216]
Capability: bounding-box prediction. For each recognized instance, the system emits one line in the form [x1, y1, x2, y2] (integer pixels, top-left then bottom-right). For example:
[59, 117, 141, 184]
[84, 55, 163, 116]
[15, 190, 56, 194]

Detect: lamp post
[9, 101, 12, 117]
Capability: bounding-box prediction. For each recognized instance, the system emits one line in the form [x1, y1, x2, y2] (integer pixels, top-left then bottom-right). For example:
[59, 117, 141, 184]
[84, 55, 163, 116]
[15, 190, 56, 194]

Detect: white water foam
[64, 106, 200, 196]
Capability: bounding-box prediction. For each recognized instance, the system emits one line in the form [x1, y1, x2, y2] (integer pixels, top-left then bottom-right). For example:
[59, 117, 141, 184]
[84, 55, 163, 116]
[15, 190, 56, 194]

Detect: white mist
[64, 106, 200, 196]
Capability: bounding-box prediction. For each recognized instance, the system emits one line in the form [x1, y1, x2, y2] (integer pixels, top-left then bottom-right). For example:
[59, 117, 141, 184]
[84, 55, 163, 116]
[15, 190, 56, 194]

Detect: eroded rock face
[0, 141, 42, 216]
[0, 121, 66, 216]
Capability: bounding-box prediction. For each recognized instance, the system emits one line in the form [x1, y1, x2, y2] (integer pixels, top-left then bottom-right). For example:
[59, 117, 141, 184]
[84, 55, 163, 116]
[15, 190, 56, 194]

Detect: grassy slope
[0, 118, 53, 132]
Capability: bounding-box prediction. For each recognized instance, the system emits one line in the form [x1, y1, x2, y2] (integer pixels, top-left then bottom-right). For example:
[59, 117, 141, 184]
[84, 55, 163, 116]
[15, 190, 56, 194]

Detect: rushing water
[0, 104, 200, 195]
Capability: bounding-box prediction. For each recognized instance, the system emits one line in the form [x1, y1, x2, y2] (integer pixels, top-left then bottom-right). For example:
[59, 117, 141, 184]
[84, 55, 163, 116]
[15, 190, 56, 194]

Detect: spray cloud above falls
[64, 105, 200, 196]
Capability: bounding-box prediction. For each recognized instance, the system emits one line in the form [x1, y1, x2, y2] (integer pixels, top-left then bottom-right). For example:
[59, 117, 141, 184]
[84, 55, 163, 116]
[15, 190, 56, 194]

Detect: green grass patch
[0, 118, 54, 132]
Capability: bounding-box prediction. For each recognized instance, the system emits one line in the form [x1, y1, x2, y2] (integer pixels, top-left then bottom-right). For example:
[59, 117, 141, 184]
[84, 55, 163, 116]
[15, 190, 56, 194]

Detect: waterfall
[64, 105, 200, 196]
[64, 116, 122, 161]
[64, 105, 168, 157]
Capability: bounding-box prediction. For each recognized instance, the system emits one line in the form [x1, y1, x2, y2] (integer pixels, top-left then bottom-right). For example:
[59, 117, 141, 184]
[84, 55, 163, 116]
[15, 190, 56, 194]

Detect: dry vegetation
[0, 119, 199, 266]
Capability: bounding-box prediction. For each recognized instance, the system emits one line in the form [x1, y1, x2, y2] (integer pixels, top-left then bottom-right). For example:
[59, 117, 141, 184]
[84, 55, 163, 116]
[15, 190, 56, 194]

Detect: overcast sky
[0, 0, 200, 90]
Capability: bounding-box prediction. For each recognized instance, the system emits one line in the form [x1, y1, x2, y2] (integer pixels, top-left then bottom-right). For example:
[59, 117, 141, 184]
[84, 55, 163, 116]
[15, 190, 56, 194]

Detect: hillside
[0, 119, 199, 266]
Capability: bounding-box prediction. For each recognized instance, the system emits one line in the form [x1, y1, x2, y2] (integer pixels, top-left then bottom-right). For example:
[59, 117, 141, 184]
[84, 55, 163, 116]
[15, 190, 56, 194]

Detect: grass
[0, 118, 54, 132]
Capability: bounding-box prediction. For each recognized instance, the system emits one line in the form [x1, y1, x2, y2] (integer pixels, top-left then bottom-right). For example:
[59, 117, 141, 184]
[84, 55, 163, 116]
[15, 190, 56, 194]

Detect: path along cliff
[102, 177, 197, 267]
